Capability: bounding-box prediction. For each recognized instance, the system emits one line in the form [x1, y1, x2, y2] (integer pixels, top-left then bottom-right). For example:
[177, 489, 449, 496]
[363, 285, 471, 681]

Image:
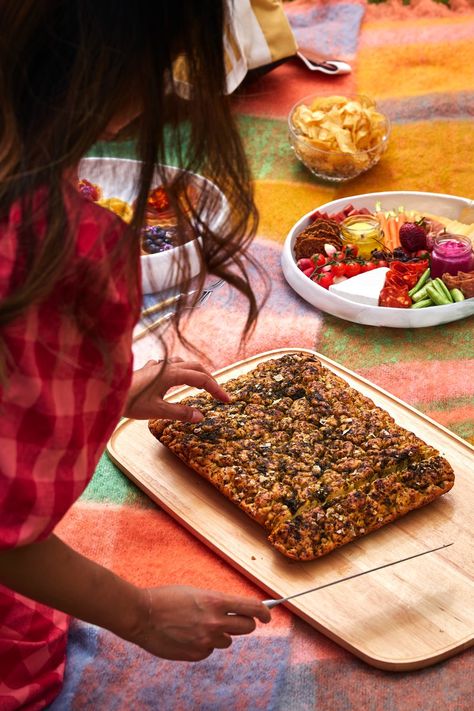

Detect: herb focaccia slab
[148, 353, 455, 561]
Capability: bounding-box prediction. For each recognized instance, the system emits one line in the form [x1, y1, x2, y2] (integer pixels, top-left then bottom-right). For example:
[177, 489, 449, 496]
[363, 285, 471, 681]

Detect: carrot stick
[391, 212, 405, 249]
[385, 215, 399, 251]
[394, 211, 413, 249]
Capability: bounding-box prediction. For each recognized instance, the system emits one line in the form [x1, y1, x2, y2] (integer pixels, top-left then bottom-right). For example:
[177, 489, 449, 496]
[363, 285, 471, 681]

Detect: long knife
[262, 542, 453, 608]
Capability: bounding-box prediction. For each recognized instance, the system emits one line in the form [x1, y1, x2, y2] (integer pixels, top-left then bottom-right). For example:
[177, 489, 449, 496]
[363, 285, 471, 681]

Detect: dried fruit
[147, 186, 170, 212]
[78, 178, 102, 202]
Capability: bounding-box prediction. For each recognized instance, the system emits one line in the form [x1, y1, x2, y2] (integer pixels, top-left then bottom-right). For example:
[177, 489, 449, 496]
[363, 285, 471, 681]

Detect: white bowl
[78, 157, 228, 294]
[281, 191, 474, 328]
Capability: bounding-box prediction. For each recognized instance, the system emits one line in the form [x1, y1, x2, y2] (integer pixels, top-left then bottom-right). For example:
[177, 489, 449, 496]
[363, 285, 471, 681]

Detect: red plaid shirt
[0, 185, 140, 709]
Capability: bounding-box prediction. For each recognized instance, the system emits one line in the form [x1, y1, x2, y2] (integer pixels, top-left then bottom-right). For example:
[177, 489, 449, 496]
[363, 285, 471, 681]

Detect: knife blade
[262, 542, 453, 609]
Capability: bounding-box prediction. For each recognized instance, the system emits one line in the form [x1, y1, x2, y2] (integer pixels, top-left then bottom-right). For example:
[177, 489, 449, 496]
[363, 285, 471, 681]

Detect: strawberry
[399, 220, 427, 253]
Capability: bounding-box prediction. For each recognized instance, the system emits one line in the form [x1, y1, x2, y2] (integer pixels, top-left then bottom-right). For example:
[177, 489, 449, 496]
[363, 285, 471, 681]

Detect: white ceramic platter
[78, 157, 228, 294]
[281, 191, 474, 328]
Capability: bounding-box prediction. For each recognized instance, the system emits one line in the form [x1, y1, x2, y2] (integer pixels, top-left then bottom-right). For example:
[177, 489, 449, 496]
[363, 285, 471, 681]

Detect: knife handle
[262, 599, 281, 609]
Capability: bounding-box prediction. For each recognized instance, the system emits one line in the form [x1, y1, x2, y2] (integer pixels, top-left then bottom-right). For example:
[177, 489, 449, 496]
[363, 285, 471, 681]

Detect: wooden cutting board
[107, 348, 474, 671]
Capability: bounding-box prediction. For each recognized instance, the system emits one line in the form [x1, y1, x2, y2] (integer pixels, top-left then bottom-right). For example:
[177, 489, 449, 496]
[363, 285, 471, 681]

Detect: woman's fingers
[165, 368, 230, 403]
[170, 359, 206, 370]
[144, 359, 161, 368]
[220, 597, 272, 624]
[126, 359, 230, 420]
[132, 586, 271, 661]
[212, 633, 233, 650]
[155, 401, 204, 423]
[144, 359, 230, 402]
[222, 614, 257, 636]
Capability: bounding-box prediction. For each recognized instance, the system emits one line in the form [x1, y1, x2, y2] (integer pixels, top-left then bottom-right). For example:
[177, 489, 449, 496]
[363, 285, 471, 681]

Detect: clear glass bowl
[288, 94, 391, 183]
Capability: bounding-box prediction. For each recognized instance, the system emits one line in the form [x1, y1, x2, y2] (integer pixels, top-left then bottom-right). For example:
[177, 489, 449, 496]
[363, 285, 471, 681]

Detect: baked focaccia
[148, 353, 455, 560]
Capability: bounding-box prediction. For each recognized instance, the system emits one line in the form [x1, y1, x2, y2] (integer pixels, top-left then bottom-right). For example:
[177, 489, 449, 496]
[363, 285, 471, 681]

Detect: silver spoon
[297, 50, 351, 75]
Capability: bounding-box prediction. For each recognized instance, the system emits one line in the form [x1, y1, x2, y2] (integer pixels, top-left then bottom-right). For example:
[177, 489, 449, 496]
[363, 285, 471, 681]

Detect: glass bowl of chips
[288, 94, 391, 182]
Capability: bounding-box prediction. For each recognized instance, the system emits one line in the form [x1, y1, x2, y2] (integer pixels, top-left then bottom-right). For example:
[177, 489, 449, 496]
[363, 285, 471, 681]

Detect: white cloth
[173, 0, 297, 96]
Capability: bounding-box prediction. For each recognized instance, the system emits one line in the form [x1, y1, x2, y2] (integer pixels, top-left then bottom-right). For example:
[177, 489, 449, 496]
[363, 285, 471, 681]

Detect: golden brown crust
[148, 354, 455, 560]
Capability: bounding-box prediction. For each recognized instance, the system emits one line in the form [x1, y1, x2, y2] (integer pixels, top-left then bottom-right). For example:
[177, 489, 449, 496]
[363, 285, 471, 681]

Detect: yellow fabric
[249, 0, 297, 64]
[172, 0, 296, 95]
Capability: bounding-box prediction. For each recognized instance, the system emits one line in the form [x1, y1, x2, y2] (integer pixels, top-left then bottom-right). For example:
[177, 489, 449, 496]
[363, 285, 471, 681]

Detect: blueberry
[141, 225, 179, 252]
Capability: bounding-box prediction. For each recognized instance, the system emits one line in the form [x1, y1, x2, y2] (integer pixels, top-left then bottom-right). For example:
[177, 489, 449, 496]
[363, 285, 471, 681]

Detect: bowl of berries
[281, 190, 474, 328]
[78, 157, 228, 294]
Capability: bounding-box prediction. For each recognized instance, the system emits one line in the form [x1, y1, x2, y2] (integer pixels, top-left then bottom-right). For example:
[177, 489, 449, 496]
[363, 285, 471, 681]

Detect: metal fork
[140, 279, 223, 319]
[133, 279, 224, 341]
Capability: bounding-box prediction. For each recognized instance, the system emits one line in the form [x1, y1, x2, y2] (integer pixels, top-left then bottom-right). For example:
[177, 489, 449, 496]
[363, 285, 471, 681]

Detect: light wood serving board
[107, 348, 474, 671]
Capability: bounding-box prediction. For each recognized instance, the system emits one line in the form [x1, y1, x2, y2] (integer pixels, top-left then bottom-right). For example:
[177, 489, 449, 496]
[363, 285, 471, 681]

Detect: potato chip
[289, 94, 389, 180]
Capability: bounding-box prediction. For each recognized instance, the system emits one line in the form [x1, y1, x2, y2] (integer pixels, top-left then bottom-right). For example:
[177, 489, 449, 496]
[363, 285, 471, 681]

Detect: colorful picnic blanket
[51, 2, 473, 709]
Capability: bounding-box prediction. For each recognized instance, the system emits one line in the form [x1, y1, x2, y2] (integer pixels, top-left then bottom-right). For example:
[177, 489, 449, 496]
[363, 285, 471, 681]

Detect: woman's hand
[0, 536, 270, 665]
[124, 358, 230, 421]
[130, 585, 271, 661]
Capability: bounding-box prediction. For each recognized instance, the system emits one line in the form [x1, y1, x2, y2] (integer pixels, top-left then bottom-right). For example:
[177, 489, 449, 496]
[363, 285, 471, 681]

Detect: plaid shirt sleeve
[0, 190, 140, 550]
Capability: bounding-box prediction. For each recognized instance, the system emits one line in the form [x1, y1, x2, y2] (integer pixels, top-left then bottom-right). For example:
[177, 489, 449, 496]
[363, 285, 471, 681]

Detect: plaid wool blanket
[51, 1, 473, 709]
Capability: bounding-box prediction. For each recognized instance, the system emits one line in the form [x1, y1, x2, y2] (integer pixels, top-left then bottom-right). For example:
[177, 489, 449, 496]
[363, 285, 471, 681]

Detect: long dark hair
[0, 0, 264, 368]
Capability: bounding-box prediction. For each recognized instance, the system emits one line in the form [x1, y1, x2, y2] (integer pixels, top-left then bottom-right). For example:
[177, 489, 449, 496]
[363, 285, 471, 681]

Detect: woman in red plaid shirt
[0, 2, 270, 709]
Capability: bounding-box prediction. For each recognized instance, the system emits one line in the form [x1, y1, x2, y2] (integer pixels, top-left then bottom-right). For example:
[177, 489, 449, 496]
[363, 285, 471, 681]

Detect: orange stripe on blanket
[361, 16, 474, 49]
[359, 360, 474, 406]
[372, 121, 474, 197]
[358, 39, 474, 99]
[424, 404, 474, 429]
[55, 505, 294, 631]
[364, 2, 474, 22]
[254, 180, 336, 243]
[253, 118, 474, 240]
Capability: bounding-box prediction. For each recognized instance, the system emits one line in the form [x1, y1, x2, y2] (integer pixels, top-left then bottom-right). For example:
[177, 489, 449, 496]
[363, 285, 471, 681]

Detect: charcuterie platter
[281, 191, 474, 328]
